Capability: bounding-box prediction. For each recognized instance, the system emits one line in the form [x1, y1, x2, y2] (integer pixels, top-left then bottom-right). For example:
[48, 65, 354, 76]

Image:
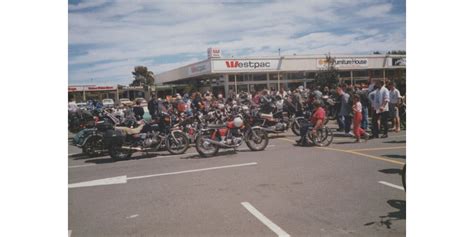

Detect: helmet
[233, 117, 243, 128]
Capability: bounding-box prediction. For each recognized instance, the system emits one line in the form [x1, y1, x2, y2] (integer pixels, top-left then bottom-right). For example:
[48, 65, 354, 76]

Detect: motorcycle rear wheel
[82, 136, 104, 157]
[195, 134, 219, 157]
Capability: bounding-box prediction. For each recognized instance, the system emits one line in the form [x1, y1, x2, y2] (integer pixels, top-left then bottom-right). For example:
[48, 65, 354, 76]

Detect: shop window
[253, 73, 267, 81]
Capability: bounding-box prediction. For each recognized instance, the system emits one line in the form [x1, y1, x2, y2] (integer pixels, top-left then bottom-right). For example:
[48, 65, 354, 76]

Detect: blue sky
[69, 0, 406, 85]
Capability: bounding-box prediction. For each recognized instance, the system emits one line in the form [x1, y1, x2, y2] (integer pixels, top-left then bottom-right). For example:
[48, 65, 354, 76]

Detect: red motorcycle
[194, 112, 269, 157]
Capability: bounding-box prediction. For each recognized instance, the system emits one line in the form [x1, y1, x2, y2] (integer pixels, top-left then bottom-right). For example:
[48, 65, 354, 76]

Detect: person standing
[388, 81, 402, 132]
[133, 99, 145, 120]
[352, 94, 369, 142]
[337, 86, 352, 135]
[357, 87, 370, 130]
[370, 80, 390, 138]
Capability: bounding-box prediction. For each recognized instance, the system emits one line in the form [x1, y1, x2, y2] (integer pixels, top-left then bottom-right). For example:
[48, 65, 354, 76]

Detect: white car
[102, 98, 115, 107]
[119, 98, 133, 106]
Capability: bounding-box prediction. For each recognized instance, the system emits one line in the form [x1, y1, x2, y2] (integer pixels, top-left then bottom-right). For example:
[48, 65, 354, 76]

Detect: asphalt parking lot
[68, 123, 406, 237]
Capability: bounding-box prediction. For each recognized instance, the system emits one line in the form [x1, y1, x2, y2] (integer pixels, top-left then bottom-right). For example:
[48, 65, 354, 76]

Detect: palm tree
[130, 66, 155, 86]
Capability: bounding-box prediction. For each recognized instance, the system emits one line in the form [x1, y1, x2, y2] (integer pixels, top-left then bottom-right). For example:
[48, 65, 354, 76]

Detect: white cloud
[356, 3, 393, 18]
[68, 0, 109, 11]
[69, 0, 405, 85]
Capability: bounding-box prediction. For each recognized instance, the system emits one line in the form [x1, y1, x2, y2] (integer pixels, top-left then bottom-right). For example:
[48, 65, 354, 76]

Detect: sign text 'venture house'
[225, 61, 271, 69]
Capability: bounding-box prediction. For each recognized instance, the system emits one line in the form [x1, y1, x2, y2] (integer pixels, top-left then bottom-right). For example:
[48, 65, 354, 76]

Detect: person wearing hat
[296, 100, 326, 146]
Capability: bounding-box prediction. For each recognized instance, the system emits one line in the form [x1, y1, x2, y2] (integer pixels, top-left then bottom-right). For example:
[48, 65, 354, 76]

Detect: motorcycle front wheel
[165, 131, 190, 155]
[291, 118, 305, 136]
[245, 128, 269, 151]
[195, 134, 219, 157]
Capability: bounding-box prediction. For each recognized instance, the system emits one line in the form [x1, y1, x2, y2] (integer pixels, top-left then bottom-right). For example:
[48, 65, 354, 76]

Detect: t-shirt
[339, 93, 351, 116]
[372, 86, 390, 113]
[353, 102, 362, 113]
[389, 88, 401, 104]
[311, 107, 326, 125]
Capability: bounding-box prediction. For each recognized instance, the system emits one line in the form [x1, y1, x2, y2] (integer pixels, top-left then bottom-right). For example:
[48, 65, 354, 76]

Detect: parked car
[134, 97, 148, 107]
[102, 99, 114, 107]
[119, 98, 133, 106]
[76, 102, 87, 109]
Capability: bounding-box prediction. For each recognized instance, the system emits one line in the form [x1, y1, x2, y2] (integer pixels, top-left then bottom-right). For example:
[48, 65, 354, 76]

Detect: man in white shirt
[370, 80, 390, 138]
[388, 81, 402, 132]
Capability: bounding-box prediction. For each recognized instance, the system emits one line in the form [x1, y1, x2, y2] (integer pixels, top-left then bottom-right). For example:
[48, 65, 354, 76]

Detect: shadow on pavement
[364, 200, 406, 229]
[379, 168, 402, 175]
[382, 154, 406, 160]
[333, 141, 355, 145]
[383, 140, 406, 144]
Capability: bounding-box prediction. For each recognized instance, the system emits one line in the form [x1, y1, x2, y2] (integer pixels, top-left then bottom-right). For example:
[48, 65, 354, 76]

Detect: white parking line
[378, 181, 404, 191]
[241, 202, 290, 237]
[69, 162, 258, 188]
[128, 162, 258, 180]
[68, 164, 96, 168]
[68, 230, 71, 237]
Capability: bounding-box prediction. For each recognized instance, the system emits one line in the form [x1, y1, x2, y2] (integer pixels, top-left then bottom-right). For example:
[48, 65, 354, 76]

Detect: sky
[68, 0, 406, 85]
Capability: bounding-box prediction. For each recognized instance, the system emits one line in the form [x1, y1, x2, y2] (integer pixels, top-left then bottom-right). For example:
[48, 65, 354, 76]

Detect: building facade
[157, 51, 406, 97]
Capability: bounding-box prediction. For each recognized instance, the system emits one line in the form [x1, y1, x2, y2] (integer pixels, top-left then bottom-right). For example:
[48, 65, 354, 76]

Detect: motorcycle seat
[115, 124, 145, 135]
[260, 112, 274, 120]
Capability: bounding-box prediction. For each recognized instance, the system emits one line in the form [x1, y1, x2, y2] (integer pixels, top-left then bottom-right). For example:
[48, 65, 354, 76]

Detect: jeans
[361, 106, 368, 130]
[337, 115, 344, 131]
[372, 111, 389, 137]
[299, 120, 312, 143]
[337, 115, 353, 133]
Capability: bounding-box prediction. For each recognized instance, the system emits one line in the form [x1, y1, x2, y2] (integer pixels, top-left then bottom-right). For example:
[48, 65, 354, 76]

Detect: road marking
[278, 138, 404, 166]
[378, 181, 404, 191]
[128, 162, 257, 180]
[348, 146, 406, 152]
[68, 230, 71, 237]
[126, 214, 139, 219]
[68, 164, 96, 168]
[68, 152, 82, 157]
[69, 175, 128, 188]
[241, 202, 290, 237]
[69, 162, 257, 188]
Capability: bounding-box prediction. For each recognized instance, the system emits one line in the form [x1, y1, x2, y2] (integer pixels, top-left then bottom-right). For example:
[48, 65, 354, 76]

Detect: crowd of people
[68, 78, 405, 146]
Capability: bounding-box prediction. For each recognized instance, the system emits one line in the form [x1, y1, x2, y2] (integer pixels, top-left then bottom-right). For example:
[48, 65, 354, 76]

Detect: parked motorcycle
[194, 110, 269, 157]
[103, 112, 189, 161]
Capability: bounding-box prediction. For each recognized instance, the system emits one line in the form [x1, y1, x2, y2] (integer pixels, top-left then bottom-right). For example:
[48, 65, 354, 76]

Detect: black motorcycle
[103, 112, 189, 161]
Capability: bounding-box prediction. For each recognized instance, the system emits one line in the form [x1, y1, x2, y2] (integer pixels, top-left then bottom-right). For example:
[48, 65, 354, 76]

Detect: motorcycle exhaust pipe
[121, 146, 143, 151]
[203, 139, 239, 148]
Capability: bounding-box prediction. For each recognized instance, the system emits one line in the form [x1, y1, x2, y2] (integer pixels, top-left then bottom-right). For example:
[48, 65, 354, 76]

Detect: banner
[188, 61, 210, 76]
[212, 59, 280, 72]
[317, 58, 368, 68]
[392, 57, 406, 66]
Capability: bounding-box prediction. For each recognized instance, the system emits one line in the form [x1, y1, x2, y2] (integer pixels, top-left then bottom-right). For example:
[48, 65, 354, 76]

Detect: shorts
[389, 103, 399, 118]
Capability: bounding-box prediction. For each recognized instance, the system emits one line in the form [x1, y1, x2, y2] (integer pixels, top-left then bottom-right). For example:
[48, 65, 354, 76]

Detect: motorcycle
[194, 109, 269, 157]
[253, 100, 291, 134]
[72, 120, 113, 157]
[103, 112, 190, 161]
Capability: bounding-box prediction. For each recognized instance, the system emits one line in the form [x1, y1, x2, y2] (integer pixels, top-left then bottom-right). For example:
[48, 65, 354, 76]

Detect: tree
[130, 66, 155, 86]
[314, 53, 339, 87]
[373, 51, 381, 54]
[387, 50, 406, 55]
